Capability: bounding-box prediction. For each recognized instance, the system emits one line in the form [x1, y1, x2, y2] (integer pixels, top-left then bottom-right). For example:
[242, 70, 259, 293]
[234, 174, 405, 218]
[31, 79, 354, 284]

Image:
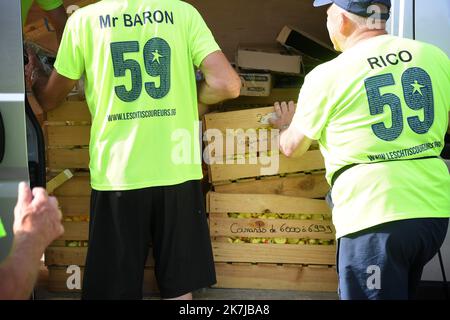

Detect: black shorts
[81, 180, 216, 299]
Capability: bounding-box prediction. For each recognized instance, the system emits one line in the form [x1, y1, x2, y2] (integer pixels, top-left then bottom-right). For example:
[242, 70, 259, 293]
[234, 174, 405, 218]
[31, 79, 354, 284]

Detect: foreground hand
[269, 101, 296, 131]
[13, 183, 64, 249]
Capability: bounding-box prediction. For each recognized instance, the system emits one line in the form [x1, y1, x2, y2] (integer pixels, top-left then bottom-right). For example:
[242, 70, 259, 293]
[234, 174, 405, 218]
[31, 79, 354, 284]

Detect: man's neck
[343, 29, 388, 51]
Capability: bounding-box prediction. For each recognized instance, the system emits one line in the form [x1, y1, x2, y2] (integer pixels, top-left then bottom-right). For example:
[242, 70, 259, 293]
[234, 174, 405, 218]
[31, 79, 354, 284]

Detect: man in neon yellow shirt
[28, 0, 240, 300]
[272, 0, 450, 299]
[22, 0, 67, 44]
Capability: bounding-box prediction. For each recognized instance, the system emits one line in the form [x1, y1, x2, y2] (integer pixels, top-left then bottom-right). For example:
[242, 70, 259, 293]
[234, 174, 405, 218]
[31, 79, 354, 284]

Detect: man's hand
[269, 101, 296, 131]
[13, 183, 64, 251]
[24, 47, 46, 90]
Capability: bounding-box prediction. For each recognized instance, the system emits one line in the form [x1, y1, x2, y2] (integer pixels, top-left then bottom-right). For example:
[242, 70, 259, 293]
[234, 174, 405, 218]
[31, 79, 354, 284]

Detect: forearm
[280, 127, 312, 158]
[0, 233, 45, 300]
[31, 69, 52, 111]
[198, 80, 231, 105]
[31, 70, 76, 111]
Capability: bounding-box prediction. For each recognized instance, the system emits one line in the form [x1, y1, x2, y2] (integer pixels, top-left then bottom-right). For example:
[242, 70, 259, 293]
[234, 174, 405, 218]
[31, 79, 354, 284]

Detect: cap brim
[313, 0, 334, 7]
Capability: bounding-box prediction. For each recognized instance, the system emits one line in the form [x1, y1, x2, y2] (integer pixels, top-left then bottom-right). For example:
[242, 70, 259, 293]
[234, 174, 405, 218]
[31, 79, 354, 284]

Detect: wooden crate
[214, 172, 329, 199]
[207, 192, 337, 291]
[203, 106, 326, 186]
[48, 171, 91, 217]
[45, 101, 91, 171]
[43, 99, 93, 292]
[215, 263, 337, 292]
[45, 227, 158, 293]
[47, 267, 158, 294]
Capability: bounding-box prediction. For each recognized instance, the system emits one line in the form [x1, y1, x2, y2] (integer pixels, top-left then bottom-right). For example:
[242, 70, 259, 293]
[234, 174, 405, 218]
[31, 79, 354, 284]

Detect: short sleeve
[36, 0, 63, 11]
[188, 6, 221, 67]
[53, 13, 85, 80]
[291, 66, 334, 141]
[0, 219, 6, 239]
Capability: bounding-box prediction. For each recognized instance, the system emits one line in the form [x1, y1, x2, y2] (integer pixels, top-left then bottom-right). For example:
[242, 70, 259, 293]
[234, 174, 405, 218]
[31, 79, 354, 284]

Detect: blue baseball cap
[314, 0, 391, 20]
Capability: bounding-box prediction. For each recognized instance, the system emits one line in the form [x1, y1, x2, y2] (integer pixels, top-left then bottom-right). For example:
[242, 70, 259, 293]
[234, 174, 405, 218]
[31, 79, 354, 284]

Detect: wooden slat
[47, 148, 90, 169]
[214, 173, 329, 198]
[204, 106, 275, 133]
[45, 247, 87, 266]
[45, 247, 155, 267]
[205, 130, 319, 158]
[58, 222, 89, 241]
[47, 126, 90, 147]
[209, 150, 325, 182]
[47, 267, 158, 293]
[205, 132, 278, 159]
[58, 197, 90, 216]
[209, 217, 335, 239]
[47, 170, 74, 194]
[50, 240, 67, 247]
[45, 101, 91, 123]
[207, 192, 331, 215]
[214, 263, 337, 292]
[212, 242, 336, 265]
[52, 174, 91, 197]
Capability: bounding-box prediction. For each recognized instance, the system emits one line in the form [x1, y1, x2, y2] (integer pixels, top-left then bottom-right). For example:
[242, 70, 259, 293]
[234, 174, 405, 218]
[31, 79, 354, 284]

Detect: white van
[389, 0, 450, 288]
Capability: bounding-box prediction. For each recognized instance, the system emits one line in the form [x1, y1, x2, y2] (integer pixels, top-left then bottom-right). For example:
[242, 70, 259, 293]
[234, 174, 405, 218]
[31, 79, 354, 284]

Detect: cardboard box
[237, 45, 302, 75]
[277, 26, 338, 61]
[239, 73, 272, 97]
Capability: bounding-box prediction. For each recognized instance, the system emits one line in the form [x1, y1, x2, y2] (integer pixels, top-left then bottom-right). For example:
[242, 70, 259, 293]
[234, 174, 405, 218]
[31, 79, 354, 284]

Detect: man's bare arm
[26, 49, 77, 111]
[270, 101, 313, 158]
[32, 70, 77, 111]
[198, 51, 241, 105]
[0, 233, 47, 300]
[0, 184, 64, 300]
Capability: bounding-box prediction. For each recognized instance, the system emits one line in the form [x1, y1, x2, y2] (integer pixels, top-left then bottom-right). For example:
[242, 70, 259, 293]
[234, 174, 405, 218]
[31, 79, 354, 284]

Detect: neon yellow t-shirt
[54, 0, 221, 191]
[293, 35, 450, 238]
[21, 0, 63, 25]
[0, 218, 6, 239]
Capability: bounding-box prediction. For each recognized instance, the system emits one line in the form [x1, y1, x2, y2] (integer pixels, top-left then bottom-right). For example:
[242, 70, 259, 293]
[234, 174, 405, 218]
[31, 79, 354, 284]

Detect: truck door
[0, 0, 29, 262]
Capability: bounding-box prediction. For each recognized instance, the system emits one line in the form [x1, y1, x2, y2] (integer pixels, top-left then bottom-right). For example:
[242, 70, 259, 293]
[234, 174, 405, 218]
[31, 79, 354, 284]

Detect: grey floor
[34, 287, 338, 300]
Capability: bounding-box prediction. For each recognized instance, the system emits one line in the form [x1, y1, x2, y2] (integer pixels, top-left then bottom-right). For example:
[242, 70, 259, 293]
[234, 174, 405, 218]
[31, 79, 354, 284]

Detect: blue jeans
[337, 218, 449, 300]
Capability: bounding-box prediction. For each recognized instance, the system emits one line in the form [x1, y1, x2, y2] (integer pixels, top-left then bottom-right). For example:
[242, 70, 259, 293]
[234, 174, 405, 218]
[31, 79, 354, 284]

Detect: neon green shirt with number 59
[292, 35, 450, 238]
[54, 0, 220, 191]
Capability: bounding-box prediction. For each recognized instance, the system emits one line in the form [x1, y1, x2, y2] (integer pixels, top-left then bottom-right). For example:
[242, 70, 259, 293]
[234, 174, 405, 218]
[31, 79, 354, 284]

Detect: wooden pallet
[207, 192, 337, 291]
